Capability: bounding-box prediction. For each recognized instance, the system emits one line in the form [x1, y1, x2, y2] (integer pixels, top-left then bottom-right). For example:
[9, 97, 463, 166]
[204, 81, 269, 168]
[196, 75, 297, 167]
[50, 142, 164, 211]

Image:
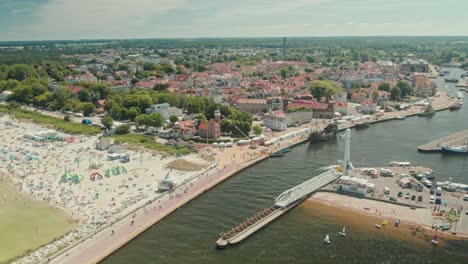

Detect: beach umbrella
[61, 173, 73, 183]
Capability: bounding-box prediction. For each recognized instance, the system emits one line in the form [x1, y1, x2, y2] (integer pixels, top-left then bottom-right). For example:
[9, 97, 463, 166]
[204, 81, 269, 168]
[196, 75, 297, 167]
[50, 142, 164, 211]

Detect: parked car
[389, 197, 397, 202]
[464, 195, 468, 201]
[397, 191, 403, 197]
[430, 196, 435, 203]
[430, 189, 435, 194]
[411, 195, 416, 201]
[418, 196, 423, 202]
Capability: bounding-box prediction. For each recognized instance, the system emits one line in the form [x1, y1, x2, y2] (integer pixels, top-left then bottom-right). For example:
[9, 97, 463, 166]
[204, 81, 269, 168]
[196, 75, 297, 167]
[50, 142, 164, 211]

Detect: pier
[216, 169, 341, 248]
[417, 129, 468, 152]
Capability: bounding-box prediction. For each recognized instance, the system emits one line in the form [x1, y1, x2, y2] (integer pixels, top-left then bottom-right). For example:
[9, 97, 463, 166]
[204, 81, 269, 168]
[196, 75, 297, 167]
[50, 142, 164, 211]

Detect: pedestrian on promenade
[111, 230, 115, 235]
[131, 220, 134, 226]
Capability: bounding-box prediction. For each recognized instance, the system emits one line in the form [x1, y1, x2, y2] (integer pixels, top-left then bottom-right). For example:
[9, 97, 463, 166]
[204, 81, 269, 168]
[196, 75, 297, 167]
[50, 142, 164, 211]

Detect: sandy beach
[0, 114, 212, 263]
[307, 192, 468, 245]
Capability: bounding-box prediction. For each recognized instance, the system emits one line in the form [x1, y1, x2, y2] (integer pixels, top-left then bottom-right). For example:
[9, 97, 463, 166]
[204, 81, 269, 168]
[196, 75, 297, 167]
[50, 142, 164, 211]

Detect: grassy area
[0, 183, 78, 263]
[111, 134, 193, 156]
[0, 106, 101, 135]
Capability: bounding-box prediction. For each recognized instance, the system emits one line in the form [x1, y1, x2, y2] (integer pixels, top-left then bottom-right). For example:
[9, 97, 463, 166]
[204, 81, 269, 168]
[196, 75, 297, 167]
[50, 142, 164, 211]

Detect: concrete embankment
[417, 129, 468, 152]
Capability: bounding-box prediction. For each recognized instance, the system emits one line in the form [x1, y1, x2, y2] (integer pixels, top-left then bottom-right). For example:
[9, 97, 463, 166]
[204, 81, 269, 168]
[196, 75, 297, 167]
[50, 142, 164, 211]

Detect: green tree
[378, 82, 390, 92]
[252, 124, 263, 136]
[64, 114, 71, 122]
[169, 115, 179, 123]
[309, 80, 343, 100]
[371, 90, 379, 102]
[77, 89, 91, 102]
[134, 114, 148, 128]
[101, 116, 114, 130]
[115, 124, 131, 134]
[197, 113, 208, 123]
[78, 102, 95, 117]
[396, 81, 413, 98]
[390, 86, 401, 101]
[147, 112, 164, 127]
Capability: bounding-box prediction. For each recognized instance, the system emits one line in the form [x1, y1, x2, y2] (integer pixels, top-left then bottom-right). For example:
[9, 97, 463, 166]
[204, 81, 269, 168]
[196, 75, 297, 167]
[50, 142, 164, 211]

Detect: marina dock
[417, 129, 468, 152]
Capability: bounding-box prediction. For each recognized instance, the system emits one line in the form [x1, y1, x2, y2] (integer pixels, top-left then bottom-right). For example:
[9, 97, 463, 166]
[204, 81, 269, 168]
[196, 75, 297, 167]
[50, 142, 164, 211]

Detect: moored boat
[355, 122, 370, 129]
[441, 145, 468, 155]
[395, 115, 406, 120]
[389, 161, 411, 167]
[445, 78, 458, 83]
[309, 123, 338, 143]
[270, 151, 285, 157]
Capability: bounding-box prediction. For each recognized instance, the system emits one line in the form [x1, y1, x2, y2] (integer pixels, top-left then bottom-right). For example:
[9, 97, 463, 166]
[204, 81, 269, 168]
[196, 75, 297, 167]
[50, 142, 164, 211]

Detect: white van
[383, 187, 390, 194]
[463, 195, 468, 201]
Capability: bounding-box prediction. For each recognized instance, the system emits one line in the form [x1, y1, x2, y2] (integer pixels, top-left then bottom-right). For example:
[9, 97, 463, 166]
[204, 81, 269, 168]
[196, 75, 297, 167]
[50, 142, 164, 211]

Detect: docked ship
[445, 77, 458, 83]
[417, 105, 435, 117]
[309, 123, 338, 143]
[441, 145, 468, 155]
[355, 122, 370, 129]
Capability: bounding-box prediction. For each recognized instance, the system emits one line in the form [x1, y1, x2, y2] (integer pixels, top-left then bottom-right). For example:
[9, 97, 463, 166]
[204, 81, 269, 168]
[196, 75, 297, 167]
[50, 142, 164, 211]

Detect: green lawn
[0, 183, 78, 263]
[0, 106, 101, 135]
[111, 134, 192, 155]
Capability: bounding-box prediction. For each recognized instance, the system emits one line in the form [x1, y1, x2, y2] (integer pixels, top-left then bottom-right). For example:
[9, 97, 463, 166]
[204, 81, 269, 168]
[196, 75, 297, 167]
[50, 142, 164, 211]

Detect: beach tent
[81, 118, 92, 125]
[61, 173, 73, 183]
[105, 168, 117, 177]
[71, 174, 83, 184]
[90, 172, 104, 181]
[115, 166, 127, 174]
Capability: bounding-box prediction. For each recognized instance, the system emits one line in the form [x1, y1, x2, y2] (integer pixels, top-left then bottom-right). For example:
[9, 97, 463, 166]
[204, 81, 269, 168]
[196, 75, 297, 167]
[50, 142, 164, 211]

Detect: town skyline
[1, 0, 468, 41]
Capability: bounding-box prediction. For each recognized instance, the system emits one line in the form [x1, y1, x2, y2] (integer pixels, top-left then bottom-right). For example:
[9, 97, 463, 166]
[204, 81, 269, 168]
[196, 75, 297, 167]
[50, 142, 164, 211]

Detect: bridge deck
[275, 169, 341, 208]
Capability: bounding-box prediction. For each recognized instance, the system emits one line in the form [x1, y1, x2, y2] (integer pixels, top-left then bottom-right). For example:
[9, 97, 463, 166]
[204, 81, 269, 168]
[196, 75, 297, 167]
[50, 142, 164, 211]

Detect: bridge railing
[275, 169, 341, 208]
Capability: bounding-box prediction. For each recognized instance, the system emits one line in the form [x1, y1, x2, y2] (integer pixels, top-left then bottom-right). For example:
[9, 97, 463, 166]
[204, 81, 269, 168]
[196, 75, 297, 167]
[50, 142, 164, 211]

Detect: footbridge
[274, 169, 342, 208]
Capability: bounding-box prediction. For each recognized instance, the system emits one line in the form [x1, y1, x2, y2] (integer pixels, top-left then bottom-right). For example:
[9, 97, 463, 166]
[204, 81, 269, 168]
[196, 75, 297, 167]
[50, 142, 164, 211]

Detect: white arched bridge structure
[275, 169, 342, 208]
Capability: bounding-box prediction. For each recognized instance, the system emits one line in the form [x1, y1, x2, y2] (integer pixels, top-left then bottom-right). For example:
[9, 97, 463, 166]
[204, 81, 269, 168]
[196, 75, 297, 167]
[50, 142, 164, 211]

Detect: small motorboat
[339, 227, 346, 237]
[270, 151, 284, 157]
[323, 234, 330, 244]
[395, 115, 406, 120]
[280, 147, 291, 153]
[374, 224, 381, 229]
[431, 234, 438, 245]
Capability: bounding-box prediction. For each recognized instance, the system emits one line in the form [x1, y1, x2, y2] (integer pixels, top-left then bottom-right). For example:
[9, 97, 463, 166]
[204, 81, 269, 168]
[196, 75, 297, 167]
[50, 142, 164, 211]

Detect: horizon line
[2, 35, 468, 43]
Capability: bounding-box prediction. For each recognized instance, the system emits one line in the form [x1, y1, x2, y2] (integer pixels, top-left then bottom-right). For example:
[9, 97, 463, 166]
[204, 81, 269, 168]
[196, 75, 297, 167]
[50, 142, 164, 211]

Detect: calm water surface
[105, 70, 468, 264]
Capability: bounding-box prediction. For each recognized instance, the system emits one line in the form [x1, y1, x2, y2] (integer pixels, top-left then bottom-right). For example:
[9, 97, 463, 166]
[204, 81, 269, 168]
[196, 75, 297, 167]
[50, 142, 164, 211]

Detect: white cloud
[23, 0, 188, 39]
[214, 0, 334, 18]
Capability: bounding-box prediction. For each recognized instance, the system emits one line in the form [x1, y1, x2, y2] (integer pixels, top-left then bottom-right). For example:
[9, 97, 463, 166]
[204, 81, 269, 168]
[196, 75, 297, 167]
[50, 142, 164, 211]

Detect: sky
[1, 0, 467, 41]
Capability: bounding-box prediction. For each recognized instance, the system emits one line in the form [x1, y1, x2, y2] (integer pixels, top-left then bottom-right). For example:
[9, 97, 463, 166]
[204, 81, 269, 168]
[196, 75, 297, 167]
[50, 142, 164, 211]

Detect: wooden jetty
[216, 206, 287, 248]
[417, 129, 468, 152]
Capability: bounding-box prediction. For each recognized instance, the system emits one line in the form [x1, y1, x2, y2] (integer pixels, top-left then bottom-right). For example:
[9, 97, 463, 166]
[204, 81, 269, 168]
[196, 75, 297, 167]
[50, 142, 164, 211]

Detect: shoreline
[9, 90, 459, 263]
[307, 192, 468, 242]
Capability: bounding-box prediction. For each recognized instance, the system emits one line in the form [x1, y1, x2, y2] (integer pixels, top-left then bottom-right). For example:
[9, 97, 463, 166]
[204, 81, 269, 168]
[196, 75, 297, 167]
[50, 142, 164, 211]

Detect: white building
[145, 103, 183, 120]
[65, 73, 98, 83]
[263, 110, 288, 131]
[334, 175, 375, 196]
